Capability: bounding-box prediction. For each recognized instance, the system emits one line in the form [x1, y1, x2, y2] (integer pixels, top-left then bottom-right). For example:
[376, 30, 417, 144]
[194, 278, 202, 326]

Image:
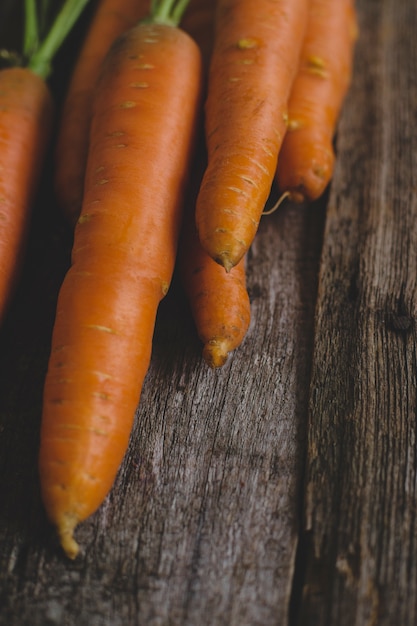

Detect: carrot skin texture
[179, 136, 251, 368]
[39, 23, 202, 558]
[276, 0, 358, 203]
[195, 0, 309, 270]
[54, 0, 150, 226]
[0, 67, 53, 322]
[180, 210, 250, 368]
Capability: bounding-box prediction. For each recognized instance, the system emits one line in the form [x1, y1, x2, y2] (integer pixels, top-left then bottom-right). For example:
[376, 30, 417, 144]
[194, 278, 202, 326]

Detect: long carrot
[178, 0, 251, 367]
[39, 0, 202, 559]
[0, 0, 91, 323]
[179, 131, 251, 368]
[54, 0, 151, 226]
[275, 0, 358, 203]
[194, 0, 309, 271]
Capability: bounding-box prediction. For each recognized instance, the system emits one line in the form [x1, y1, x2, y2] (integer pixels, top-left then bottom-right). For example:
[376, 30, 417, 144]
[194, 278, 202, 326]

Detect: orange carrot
[54, 0, 151, 226]
[195, 0, 309, 271]
[179, 0, 251, 367]
[173, 0, 250, 368]
[0, 0, 90, 322]
[180, 209, 251, 368]
[276, 0, 358, 203]
[0, 68, 53, 322]
[39, 2, 202, 559]
[179, 137, 251, 368]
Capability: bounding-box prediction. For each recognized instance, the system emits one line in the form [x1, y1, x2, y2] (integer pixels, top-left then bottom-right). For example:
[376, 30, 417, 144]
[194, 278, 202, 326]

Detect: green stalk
[38, 0, 54, 39]
[27, 0, 91, 79]
[148, 0, 191, 27]
[23, 0, 39, 58]
[170, 0, 191, 24]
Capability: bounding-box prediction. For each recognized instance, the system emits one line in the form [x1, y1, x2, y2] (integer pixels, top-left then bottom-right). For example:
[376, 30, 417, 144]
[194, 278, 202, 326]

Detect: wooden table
[1, 0, 416, 623]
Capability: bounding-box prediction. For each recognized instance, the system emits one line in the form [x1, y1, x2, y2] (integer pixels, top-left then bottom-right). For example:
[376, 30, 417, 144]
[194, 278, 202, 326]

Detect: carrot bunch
[0, 0, 91, 325]
[34, 0, 358, 557]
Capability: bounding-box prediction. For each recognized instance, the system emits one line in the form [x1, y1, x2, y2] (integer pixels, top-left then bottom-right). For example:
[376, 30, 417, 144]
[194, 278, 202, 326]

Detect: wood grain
[297, 0, 417, 624]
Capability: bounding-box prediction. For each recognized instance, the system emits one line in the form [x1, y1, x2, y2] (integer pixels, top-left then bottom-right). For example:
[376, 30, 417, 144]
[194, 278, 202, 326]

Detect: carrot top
[0, 0, 91, 79]
[143, 0, 192, 26]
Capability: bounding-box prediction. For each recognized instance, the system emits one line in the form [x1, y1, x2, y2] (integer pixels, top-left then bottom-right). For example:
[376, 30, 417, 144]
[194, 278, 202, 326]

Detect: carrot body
[179, 133, 250, 368]
[195, 0, 309, 271]
[39, 22, 202, 558]
[276, 0, 358, 203]
[180, 0, 251, 367]
[54, 0, 151, 225]
[180, 197, 251, 367]
[0, 67, 53, 321]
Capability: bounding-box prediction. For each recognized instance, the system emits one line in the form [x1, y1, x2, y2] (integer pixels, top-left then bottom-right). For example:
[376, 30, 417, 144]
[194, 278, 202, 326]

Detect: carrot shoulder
[276, 0, 358, 203]
[54, 0, 151, 226]
[39, 17, 202, 559]
[195, 0, 309, 271]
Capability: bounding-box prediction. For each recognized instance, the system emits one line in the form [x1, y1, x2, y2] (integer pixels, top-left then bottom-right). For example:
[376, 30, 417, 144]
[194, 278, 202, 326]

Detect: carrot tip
[57, 514, 80, 560]
[215, 254, 234, 273]
[203, 339, 230, 368]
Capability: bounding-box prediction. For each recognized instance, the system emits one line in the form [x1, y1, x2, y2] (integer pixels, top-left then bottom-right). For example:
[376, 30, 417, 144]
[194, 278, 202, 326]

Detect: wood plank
[297, 0, 417, 624]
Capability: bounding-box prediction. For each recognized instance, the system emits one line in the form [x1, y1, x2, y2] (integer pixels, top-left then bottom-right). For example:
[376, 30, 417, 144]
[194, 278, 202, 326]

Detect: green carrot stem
[170, 0, 190, 24]
[27, 0, 90, 79]
[38, 0, 54, 39]
[147, 0, 191, 27]
[23, 0, 39, 58]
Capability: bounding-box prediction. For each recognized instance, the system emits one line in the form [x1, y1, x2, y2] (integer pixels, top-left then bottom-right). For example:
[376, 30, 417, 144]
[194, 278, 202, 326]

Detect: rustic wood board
[297, 0, 417, 624]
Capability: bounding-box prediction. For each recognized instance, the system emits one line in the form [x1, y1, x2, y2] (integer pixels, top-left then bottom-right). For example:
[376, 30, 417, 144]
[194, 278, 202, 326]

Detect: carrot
[54, 0, 151, 226]
[179, 136, 251, 368]
[178, 0, 251, 367]
[39, 0, 202, 559]
[0, 0, 91, 323]
[0, 68, 52, 322]
[275, 0, 358, 203]
[194, 0, 309, 271]
[54, 0, 214, 229]
[180, 203, 251, 368]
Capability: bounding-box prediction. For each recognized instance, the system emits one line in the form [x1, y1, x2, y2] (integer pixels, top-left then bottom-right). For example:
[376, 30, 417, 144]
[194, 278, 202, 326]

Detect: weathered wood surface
[296, 0, 417, 624]
[0, 0, 415, 624]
